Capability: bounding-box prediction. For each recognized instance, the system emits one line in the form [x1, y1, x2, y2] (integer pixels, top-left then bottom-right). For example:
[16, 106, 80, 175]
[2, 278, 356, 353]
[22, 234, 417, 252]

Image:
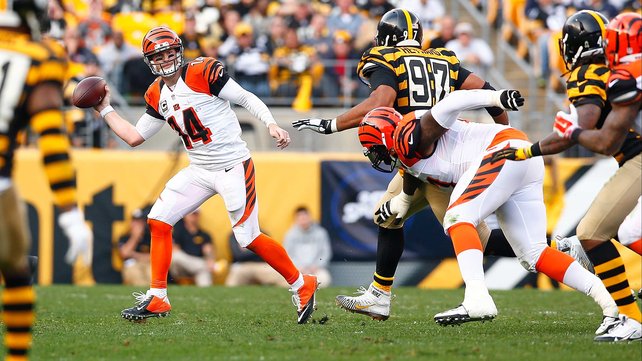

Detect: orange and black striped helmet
[604, 12, 642, 67]
[358, 107, 402, 173]
[142, 26, 184, 76]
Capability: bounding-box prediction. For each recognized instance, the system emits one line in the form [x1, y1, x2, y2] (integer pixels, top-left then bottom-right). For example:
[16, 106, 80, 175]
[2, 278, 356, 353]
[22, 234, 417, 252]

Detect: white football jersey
[401, 120, 514, 186]
[144, 57, 250, 170]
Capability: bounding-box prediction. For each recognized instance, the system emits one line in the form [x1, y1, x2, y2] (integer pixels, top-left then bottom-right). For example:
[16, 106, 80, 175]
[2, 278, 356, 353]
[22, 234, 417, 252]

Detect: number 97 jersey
[357, 46, 465, 114]
[144, 57, 250, 170]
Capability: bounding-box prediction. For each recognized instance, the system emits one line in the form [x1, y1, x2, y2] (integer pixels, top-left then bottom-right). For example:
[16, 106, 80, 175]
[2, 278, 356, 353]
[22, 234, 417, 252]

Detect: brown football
[72, 76, 106, 108]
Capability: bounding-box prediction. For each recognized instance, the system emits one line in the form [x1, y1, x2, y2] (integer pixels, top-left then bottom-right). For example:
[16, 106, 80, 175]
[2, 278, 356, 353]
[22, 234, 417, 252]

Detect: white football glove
[58, 208, 92, 265]
[553, 104, 579, 139]
[375, 192, 413, 225]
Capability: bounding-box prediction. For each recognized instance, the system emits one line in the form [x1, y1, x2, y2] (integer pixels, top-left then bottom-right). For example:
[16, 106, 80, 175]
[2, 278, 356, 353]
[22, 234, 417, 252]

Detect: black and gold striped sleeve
[357, 46, 397, 86]
[565, 63, 609, 108]
[29, 45, 77, 207]
[32, 108, 77, 208]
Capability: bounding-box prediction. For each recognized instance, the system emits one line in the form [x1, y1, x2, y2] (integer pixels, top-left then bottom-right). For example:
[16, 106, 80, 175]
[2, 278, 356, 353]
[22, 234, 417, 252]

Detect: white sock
[456, 249, 486, 284]
[290, 273, 304, 291]
[148, 287, 168, 300]
[563, 262, 618, 317]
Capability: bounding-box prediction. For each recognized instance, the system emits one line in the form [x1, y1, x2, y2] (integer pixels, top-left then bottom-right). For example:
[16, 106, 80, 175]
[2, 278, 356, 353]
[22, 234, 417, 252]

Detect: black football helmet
[0, 0, 50, 39]
[375, 9, 423, 47]
[559, 10, 609, 70]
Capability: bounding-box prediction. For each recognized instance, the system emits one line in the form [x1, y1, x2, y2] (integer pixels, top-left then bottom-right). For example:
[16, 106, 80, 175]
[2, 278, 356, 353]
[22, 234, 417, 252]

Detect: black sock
[374, 227, 404, 287]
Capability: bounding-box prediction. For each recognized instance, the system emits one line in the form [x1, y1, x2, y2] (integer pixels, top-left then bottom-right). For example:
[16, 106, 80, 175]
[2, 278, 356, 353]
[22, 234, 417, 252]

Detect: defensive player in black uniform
[0, 1, 91, 359]
[492, 10, 642, 341]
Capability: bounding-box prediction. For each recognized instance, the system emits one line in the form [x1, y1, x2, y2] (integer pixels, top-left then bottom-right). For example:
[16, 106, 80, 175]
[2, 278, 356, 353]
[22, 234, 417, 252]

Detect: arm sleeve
[481, 81, 505, 117]
[368, 66, 399, 92]
[31, 107, 77, 207]
[431, 89, 498, 129]
[135, 113, 165, 140]
[218, 78, 277, 127]
[145, 101, 163, 119]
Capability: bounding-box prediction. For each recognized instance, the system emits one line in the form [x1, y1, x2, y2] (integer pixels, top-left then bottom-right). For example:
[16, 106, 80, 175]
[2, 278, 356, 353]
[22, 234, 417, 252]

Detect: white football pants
[444, 140, 548, 271]
[148, 158, 260, 247]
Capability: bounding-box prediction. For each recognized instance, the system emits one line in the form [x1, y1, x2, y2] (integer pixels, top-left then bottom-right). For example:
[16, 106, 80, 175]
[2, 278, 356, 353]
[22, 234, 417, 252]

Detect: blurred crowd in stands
[482, 0, 639, 90]
[50, 0, 639, 148]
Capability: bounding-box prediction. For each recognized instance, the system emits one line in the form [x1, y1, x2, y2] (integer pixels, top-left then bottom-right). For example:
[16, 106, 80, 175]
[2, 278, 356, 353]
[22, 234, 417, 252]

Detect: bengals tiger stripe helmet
[142, 26, 184, 76]
[604, 12, 642, 67]
[375, 9, 423, 47]
[558, 10, 609, 70]
[358, 107, 402, 173]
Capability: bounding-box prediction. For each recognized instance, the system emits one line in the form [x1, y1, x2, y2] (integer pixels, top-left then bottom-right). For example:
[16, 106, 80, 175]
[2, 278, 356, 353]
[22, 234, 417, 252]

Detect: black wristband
[570, 128, 583, 142]
[530, 142, 542, 157]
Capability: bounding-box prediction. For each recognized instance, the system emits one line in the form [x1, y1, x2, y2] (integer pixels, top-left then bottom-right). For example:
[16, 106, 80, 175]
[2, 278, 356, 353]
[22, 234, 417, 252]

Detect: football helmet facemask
[375, 9, 423, 47]
[558, 10, 609, 70]
[142, 26, 184, 77]
[359, 107, 402, 173]
[604, 12, 642, 67]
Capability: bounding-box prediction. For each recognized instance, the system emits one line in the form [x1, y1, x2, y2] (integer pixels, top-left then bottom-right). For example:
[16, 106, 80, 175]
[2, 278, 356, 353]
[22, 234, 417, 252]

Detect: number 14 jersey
[357, 46, 466, 115]
[144, 57, 250, 170]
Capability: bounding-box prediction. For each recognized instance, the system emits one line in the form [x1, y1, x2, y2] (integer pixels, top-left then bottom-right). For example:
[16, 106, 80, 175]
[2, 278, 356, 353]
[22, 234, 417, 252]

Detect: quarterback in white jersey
[359, 89, 624, 340]
[93, 27, 318, 324]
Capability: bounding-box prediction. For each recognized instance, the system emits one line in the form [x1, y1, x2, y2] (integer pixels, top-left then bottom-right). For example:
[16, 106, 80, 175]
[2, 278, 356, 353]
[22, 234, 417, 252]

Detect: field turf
[4, 285, 641, 360]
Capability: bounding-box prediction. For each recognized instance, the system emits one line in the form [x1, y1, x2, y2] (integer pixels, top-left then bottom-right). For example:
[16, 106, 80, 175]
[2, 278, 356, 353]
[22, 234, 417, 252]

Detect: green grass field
[3, 286, 641, 360]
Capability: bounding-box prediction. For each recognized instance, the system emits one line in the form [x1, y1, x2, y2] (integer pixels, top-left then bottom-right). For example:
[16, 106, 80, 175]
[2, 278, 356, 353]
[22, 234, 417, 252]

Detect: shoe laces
[132, 291, 150, 305]
[354, 286, 368, 295]
[596, 315, 620, 335]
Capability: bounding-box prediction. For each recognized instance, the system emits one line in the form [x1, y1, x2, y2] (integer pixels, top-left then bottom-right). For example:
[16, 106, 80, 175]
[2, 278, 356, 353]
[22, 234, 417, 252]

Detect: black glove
[499, 90, 524, 111]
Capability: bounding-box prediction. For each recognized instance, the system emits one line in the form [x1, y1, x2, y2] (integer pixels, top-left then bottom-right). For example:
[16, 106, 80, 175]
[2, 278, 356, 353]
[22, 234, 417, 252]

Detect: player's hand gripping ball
[71, 76, 107, 108]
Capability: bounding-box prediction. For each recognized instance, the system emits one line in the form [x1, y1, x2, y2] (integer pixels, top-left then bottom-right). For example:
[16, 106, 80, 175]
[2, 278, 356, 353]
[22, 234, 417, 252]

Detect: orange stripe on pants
[234, 158, 257, 227]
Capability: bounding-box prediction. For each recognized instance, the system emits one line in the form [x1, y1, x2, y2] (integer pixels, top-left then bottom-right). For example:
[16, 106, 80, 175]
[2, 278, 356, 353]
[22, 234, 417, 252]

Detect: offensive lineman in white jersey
[358, 89, 634, 341]
[93, 27, 319, 324]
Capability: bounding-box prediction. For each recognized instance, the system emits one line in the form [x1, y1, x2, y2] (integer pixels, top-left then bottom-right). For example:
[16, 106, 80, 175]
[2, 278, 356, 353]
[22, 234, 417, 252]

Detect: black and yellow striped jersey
[565, 63, 641, 166]
[357, 46, 465, 115]
[0, 29, 77, 207]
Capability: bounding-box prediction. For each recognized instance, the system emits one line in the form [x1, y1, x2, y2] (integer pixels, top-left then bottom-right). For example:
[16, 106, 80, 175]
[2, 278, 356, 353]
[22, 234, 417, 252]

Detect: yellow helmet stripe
[587, 10, 607, 39]
[402, 9, 413, 41]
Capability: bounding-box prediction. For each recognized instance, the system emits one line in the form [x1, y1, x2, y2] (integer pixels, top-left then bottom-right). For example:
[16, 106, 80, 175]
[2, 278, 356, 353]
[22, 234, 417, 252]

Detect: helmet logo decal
[155, 41, 170, 50]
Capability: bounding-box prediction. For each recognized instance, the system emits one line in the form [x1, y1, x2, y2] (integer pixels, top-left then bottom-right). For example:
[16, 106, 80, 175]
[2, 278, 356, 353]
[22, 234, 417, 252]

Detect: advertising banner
[320, 161, 453, 261]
